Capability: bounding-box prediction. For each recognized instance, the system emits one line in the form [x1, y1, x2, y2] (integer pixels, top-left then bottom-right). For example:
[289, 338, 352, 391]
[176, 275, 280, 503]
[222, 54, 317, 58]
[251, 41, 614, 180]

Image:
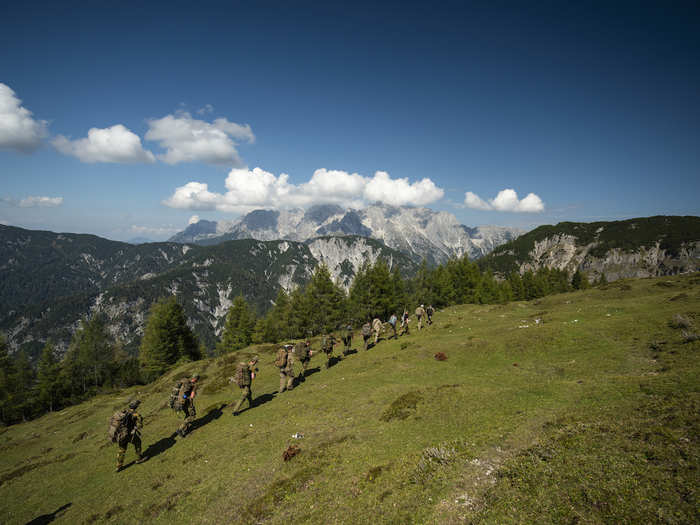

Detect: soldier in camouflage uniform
[342, 325, 353, 355]
[372, 318, 383, 345]
[177, 374, 199, 437]
[400, 310, 410, 336]
[232, 357, 258, 415]
[361, 321, 372, 350]
[116, 399, 144, 472]
[426, 305, 434, 325]
[277, 344, 296, 393]
[322, 333, 337, 368]
[296, 340, 312, 380]
[415, 305, 426, 330]
[388, 313, 398, 339]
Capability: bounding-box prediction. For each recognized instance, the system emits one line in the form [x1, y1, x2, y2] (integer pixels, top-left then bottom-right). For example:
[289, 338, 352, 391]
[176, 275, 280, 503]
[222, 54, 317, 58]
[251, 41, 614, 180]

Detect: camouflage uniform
[400, 311, 410, 336]
[388, 314, 398, 339]
[322, 334, 336, 368]
[361, 322, 372, 350]
[296, 341, 311, 378]
[372, 318, 383, 345]
[278, 345, 295, 392]
[415, 306, 426, 331]
[116, 400, 144, 471]
[232, 358, 258, 415]
[178, 375, 198, 437]
[342, 326, 353, 355]
[426, 305, 434, 325]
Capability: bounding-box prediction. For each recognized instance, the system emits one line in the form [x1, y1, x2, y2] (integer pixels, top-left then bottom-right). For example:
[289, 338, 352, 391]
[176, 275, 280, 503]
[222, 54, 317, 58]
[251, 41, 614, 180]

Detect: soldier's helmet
[128, 399, 141, 409]
[250, 356, 259, 364]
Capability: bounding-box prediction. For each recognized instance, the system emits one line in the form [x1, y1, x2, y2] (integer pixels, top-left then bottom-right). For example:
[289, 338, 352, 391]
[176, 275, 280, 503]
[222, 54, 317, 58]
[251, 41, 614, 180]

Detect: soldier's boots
[135, 456, 146, 464]
[115, 465, 123, 473]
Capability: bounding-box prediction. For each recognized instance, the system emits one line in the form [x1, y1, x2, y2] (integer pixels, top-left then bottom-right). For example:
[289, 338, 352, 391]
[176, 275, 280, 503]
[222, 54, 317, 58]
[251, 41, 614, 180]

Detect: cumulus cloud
[0, 83, 48, 152]
[145, 111, 254, 166]
[163, 168, 445, 213]
[464, 188, 544, 213]
[52, 124, 155, 163]
[19, 196, 63, 208]
[188, 215, 200, 225]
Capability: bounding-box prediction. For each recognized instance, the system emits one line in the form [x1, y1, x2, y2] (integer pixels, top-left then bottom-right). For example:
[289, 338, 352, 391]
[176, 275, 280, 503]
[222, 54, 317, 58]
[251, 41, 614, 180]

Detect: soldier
[426, 305, 435, 325]
[232, 356, 259, 415]
[176, 374, 199, 437]
[342, 324, 353, 355]
[415, 304, 426, 330]
[387, 313, 398, 339]
[276, 344, 295, 392]
[361, 321, 372, 350]
[322, 333, 337, 368]
[111, 399, 144, 472]
[296, 340, 312, 379]
[372, 317, 383, 345]
[400, 309, 410, 336]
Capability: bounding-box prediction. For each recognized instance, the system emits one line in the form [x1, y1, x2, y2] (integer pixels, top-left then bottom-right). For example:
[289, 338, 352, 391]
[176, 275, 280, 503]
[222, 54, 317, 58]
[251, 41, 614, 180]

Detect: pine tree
[571, 269, 583, 290]
[305, 265, 346, 334]
[139, 297, 200, 381]
[36, 341, 61, 412]
[0, 335, 15, 424]
[217, 295, 256, 354]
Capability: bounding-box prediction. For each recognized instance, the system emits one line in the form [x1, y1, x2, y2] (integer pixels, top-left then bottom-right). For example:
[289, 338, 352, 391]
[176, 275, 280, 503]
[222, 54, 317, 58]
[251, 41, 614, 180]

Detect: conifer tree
[571, 269, 583, 290]
[0, 335, 15, 424]
[305, 265, 346, 334]
[217, 295, 256, 354]
[37, 341, 61, 412]
[139, 297, 200, 380]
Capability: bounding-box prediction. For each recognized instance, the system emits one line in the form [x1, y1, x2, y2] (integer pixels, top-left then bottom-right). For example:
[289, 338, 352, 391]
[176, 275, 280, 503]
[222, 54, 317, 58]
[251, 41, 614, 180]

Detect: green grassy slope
[1, 274, 698, 524]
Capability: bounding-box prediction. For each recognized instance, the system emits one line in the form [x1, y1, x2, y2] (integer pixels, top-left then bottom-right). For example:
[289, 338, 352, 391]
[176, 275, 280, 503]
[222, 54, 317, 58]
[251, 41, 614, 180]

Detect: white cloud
[196, 104, 214, 115]
[52, 124, 155, 163]
[163, 168, 445, 213]
[464, 191, 492, 211]
[188, 215, 200, 225]
[19, 196, 63, 208]
[0, 83, 48, 152]
[364, 171, 444, 206]
[145, 111, 254, 166]
[464, 188, 544, 213]
[130, 224, 180, 236]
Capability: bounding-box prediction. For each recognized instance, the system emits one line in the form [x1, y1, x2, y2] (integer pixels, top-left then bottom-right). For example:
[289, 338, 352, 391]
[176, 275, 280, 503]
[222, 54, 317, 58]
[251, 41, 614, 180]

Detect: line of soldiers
[111, 305, 435, 471]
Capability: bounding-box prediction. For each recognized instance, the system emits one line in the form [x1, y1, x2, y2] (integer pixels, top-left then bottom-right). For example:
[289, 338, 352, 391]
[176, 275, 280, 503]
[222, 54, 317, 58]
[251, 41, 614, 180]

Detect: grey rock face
[169, 205, 524, 263]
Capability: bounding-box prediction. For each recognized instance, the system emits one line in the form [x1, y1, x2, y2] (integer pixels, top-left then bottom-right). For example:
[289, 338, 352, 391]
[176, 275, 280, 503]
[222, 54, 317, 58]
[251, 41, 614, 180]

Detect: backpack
[171, 379, 192, 411]
[234, 363, 249, 387]
[362, 323, 371, 336]
[296, 342, 309, 360]
[274, 347, 288, 368]
[107, 409, 130, 443]
[415, 307, 424, 317]
[389, 314, 397, 326]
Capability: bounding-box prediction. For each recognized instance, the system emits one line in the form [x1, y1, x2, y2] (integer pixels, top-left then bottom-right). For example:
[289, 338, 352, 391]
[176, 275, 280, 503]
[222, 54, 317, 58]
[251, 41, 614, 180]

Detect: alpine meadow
[2, 2, 700, 524]
[0, 273, 698, 524]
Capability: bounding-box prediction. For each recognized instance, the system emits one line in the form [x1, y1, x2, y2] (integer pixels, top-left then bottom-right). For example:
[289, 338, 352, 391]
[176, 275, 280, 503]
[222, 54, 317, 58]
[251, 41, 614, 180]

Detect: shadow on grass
[25, 502, 72, 524]
[303, 367, 321, 378]
[234, 393, 276, 416]
[142, 432, 178, 461]
[190, 403, 225, 432]
[342, 348, 358, 356]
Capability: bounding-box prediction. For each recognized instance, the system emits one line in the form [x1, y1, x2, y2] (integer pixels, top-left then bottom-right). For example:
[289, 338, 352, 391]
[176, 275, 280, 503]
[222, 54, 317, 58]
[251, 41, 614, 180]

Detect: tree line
[0, 256, 597, 425]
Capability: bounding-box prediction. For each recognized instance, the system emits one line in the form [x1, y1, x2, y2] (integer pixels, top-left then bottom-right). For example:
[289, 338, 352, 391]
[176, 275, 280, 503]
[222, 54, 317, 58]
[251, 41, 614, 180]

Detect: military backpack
[361, 323, 371, 336]
[170, 379, 192, 411]
[274, 347, 288, 368]
[234, 363, 250, 387]
[296, 342, 309, 360]
[107, 409, 131, 443]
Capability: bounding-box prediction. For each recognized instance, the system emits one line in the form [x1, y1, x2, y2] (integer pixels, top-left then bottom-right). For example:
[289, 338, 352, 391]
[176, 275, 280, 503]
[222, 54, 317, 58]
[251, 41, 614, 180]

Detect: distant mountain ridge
[169, 204, 524, 264]
[0, 225, 417, 357]
[479, 216, 700, 282]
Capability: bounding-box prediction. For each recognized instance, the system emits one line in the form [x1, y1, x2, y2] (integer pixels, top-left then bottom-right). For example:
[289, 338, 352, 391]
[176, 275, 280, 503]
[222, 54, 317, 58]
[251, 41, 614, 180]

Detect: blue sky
[1, 1, 698, 240]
